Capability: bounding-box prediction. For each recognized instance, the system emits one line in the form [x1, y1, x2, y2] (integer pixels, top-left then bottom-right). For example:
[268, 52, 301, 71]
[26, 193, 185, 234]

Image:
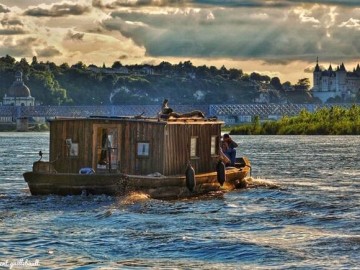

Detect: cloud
[96, 3, 360, 64]
[93, 0, 188, 9]
[24, 3, 91, 17]
[193, 0, 290, 8]
[0, 36, 38, 56]
[36, 45, 62, 57]
[0, 0, 359, 84]
[1, 17, 24, 27]
[0, 17, 27, 35]
[288, 0, 360, 7]
[92, 0, 360, 9]
[0, 28, 27, 35]
[198, 0, 360, 8]
[0, 4, 10, 13]
[339, 18, 360, 30]
[65, 30, 85, 41]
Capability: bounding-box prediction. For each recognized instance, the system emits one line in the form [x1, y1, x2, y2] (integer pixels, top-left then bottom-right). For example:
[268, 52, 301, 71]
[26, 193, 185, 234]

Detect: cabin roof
[49, 116, 223, 125]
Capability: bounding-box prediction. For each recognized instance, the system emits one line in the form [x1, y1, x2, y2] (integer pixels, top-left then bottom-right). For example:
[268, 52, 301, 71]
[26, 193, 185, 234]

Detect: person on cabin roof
[161, 99, 173, 114]
[158, 99, 205, 119]
[221, 134, 238, 166]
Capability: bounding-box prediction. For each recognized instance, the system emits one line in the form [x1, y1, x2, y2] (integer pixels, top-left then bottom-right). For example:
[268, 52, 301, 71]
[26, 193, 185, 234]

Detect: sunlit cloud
[24, 2, 91, 17]
[339, 18, 360, 30]
[65, 30, 85, 41]
[0, 0, 358, 84]
[0, 4, 10, 13]
[36, 45, 62, 57]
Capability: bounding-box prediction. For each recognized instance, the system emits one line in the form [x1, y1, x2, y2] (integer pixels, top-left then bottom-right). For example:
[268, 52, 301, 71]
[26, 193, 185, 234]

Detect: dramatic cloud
[36, 45, 62, 57]
[339, 18, 360, 30]
[92, 0, 360, 8]
[0, 16, 27, 35]
[98, 4, 360, 64]
[1, 17, 24, 27]
[93, 0, 188, 9]
[65, 30, 85, 41]
[0, 28, 27, 35]
[0, 4, 10, 13]
[288, 0, 360, 7]
[0, 0, 359, 84]
[0, 37, 38, 56]
[24, 3, 91, 17]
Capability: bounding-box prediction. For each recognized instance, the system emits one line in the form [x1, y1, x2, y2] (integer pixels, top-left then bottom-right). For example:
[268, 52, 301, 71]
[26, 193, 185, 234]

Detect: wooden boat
[23, 114, 250, 199]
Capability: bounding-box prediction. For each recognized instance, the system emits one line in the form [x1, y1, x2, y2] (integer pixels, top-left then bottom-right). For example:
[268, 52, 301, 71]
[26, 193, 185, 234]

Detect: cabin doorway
[93, 125, 120, 173]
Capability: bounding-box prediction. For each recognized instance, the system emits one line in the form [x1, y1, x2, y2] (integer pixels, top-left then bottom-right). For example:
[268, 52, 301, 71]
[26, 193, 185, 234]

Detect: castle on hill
[312, 59, 360, 103]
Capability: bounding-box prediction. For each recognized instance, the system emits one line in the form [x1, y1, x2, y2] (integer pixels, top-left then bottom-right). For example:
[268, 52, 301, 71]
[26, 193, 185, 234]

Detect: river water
[0, 133, 359, 269]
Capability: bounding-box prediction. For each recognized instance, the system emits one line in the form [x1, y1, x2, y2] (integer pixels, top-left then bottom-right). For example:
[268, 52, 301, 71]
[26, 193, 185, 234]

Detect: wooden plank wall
[50, 119, 166, 175]
[119, 120, 165, 175]
[164, 122, 221, 175]
[49, 119, 220, 176]
[50, 119, 93, 173]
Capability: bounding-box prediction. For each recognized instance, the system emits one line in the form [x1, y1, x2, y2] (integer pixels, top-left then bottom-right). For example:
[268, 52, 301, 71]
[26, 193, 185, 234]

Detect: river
[0, 133, 359, 269]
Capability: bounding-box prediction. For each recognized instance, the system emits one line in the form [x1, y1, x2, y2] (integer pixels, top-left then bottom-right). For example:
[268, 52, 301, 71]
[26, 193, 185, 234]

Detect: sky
[0, 0, 359, 84]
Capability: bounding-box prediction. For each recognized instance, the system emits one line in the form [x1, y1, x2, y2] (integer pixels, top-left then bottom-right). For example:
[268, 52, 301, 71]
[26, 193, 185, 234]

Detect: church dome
[7, 71, 31, 97]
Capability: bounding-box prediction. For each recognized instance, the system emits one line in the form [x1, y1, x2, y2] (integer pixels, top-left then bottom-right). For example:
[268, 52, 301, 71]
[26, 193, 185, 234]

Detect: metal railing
[0, 103, 358, 119]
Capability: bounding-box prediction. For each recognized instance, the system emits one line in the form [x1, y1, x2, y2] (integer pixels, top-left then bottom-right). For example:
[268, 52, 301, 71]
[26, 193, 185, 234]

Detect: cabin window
[190, 136, 198, 158]
[70, 143, 78, 156]
[210, 136, 218, 156]
[137, 142, 150, 157]
[65, 139, 78, 157]
[96, 128, 118, 171]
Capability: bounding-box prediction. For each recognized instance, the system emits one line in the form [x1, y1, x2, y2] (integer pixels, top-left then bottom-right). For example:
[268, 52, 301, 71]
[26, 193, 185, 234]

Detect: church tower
[313, 57, 321, 91]
[336, 63, 347, 98]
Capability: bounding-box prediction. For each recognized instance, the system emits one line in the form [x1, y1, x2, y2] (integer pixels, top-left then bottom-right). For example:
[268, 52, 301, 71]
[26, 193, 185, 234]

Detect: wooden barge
[23, 115, 250, 199]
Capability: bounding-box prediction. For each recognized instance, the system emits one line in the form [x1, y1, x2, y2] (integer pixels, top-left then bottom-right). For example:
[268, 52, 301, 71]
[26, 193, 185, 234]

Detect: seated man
[221, 134, 238, 166]
[158, 99, 205, 119]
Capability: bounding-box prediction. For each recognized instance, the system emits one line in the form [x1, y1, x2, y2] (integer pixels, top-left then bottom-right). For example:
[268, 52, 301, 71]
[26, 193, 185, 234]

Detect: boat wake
[117, 192, 151, 205]
[239, 177, 280, 189]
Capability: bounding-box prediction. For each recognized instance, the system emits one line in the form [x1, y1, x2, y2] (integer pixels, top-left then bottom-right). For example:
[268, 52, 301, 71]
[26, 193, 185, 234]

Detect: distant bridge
[0, 103, 358, 120]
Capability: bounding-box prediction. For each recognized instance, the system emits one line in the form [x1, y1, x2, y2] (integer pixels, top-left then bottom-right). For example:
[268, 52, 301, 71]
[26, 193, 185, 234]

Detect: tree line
[0, 54, 314, 106]
[230, 105, 360, 135]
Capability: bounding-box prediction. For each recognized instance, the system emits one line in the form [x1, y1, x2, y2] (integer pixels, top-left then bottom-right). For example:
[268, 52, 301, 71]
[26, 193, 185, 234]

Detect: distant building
[312, 59, 360, 102]
[1, 71, 36, 123]
[87, 66, 129, 74]
[3, 71, 35, 106]
[140, 66, 154, 75]
[254, 91, 270, 104]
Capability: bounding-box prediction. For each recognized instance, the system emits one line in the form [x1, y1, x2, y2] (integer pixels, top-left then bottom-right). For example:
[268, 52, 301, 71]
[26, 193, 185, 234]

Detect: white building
[3, 71, 35, 106]
[312, 59, 360, 103]
[1, 71, 35, 123]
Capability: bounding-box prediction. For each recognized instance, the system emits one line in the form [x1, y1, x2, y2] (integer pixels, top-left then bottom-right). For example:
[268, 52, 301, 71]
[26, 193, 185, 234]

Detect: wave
[239, 177, 280, 189]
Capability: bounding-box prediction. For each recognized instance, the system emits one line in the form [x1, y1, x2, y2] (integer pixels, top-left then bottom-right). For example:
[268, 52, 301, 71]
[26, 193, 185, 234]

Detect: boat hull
[23, 165, 250, 199]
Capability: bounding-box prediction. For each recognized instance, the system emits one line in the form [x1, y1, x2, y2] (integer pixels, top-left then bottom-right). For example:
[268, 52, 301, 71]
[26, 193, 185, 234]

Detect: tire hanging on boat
[185, 163, 196, 192]
[216, 160, 226, 186]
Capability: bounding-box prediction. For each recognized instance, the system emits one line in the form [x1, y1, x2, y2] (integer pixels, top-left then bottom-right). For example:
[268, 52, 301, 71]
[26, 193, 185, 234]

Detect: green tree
[72, 61, 86, 69]
[0, 55, 16, 65]
[229, 68, 242, 80]
[112, 61, 122, 69]
[250, 72, 261, 81]
[31, 56, 38, 66]
[270, 77, 282, 90]
[295, 78, 310, 91]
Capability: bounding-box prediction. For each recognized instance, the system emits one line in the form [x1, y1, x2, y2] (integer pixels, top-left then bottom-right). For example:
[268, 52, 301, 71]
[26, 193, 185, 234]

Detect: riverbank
[230, 105, 360, 135]
[0, 123, 49, 132]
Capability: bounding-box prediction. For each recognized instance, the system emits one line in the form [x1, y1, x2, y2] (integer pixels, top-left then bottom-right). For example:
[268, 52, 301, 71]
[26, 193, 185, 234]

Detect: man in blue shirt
[221, 134, 238, 166]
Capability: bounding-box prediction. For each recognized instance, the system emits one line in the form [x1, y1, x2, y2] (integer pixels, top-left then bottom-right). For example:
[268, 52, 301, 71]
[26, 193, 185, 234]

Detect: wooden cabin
[49, 117, 222, 176]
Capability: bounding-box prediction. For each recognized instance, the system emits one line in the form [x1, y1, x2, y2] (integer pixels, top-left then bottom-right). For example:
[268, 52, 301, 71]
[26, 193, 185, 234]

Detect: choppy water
[0, 133, 359, 269]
